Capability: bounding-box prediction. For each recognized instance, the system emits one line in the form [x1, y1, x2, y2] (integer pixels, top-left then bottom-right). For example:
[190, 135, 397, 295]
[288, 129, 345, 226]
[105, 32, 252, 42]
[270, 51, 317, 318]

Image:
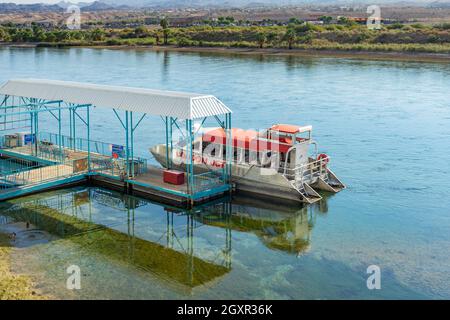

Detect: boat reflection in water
[193, 195, 329, 257]
[0, 187, 330, 297]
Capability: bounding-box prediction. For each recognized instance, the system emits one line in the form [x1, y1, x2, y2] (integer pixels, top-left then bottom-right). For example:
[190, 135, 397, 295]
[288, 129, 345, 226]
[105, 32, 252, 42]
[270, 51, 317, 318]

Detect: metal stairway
[290, 179, 322, 204]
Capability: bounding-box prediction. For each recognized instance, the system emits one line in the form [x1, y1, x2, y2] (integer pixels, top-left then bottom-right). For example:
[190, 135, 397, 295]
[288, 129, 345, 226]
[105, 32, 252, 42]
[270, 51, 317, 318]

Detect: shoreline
[0, 228, 49, 300]
[2, 43, 450, 63]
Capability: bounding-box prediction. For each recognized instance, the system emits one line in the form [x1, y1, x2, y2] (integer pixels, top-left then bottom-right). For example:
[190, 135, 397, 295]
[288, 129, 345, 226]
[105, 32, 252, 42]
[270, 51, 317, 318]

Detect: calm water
[0, 47, 449, 299]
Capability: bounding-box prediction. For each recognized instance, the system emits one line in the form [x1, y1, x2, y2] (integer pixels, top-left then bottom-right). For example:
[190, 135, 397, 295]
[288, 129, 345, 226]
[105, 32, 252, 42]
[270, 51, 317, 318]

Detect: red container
[163, 170, 185, 185]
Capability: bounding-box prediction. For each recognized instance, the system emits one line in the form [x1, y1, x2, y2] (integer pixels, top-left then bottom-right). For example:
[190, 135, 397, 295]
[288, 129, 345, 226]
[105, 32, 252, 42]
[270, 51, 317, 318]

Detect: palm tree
[160, 18, 169, 45]
[283, 28, 296, 50]
[266, 32, 278, 47]
[256, 32, 266, 49]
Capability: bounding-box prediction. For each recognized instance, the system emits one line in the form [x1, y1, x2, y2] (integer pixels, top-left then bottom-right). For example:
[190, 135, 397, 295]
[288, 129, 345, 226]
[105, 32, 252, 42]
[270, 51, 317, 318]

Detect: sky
[0, 0, 95, 3]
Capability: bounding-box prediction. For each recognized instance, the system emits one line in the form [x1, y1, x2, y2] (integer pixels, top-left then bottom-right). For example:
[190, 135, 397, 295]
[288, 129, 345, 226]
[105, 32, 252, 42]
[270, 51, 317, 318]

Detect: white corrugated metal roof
[0, 79, 232, 120]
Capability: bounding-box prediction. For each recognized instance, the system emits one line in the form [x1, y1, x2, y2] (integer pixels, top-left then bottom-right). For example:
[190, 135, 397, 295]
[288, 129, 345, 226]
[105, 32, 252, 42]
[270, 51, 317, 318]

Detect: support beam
[125, 111, 130, 178]
[165, 116, 169, 169]
[87, 106, 91, 172]
[130, 111, 134, 177]
[58, 102, 62, 162]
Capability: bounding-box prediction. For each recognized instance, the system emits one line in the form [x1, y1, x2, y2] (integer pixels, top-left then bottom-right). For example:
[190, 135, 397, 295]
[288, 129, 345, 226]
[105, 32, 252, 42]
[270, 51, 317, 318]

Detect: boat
[150, 124, 345, 204]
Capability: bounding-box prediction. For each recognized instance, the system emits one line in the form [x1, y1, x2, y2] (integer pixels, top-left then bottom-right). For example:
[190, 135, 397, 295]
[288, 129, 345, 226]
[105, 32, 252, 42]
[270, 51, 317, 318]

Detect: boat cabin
[199, 124, 314, 169]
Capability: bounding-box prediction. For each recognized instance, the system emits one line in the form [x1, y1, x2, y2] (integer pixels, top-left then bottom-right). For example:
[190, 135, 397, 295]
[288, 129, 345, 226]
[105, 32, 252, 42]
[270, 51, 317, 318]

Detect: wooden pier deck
[1, 164, 75, 185]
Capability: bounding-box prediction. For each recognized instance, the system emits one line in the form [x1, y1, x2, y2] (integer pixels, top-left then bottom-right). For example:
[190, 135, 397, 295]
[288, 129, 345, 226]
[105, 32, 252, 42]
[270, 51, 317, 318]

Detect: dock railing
[90, 156, 148, 179]
[39, 132, 113, 158]
[192, 171, 225, 194]
[0, 158, 86, 192]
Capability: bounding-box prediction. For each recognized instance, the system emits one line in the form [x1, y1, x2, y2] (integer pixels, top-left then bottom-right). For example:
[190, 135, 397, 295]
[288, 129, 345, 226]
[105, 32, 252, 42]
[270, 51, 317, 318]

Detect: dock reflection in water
[0, 187, 328, 299]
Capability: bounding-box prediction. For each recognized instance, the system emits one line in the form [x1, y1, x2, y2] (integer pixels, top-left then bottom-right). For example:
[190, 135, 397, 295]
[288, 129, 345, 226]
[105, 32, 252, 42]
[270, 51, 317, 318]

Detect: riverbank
[0, 232, 48, 300]
[116, 45, 450, 63]
[2, 43, 450, 63]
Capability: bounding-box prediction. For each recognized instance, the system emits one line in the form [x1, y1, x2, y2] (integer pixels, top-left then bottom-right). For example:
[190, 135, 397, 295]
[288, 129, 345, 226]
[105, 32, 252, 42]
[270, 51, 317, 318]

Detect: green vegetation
[0, 233, 48, 300]
[2, 202, 229, 289]
[1, 21, 450, 54]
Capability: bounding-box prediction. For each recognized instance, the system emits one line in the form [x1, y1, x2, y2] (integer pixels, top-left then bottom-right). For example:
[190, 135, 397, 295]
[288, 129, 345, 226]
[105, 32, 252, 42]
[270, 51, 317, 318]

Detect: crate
[163, 170, 185, 185]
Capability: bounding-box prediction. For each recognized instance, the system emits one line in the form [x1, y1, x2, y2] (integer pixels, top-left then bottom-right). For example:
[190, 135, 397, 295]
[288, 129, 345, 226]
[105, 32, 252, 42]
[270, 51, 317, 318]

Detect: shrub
[176, 36, 191, 47]
[387, 23, 404, 30]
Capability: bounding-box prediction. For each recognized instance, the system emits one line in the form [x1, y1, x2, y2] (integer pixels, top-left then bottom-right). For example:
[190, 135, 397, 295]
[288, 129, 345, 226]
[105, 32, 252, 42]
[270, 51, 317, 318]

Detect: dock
[0, 79, 233, 208]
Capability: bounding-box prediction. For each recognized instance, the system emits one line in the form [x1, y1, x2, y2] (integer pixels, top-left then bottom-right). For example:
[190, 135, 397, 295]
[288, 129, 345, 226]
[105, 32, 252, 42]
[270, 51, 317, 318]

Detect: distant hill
[0, 1, 128, 13]
[101, 0, 446, 7]
[82, 1, 116, 11]
[0, 3, 64, 13]
[1, 0, 449, 13]
[428, 1, 450, 7]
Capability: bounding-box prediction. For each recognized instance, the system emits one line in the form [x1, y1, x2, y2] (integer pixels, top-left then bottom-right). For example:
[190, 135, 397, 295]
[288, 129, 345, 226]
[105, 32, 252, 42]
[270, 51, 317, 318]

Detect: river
[0, 47, 449, 299]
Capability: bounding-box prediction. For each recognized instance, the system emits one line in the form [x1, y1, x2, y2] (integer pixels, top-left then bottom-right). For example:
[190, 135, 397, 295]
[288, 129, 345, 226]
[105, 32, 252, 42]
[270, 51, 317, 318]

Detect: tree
[31, 24, 46, 42]
[134, 26, 149, 38]
[160, 18, 170, 45]
[289, 17, 303, 25]
[256, 32, 266, 48]
[266, 32, 278, 47]
[176, 36, 190, 47]
[294, 22, 316, 34]
[283, 28, 296, 50]
[162, 28, 170, 45]
[90, 28, 105, 41]
[154, 32, 161, 45]
[160, 18, 169, 29]
[338, 17, 356, 27]
[45, 32, 57, 42]
[0, 28, 10, 42]
[319, 16, 333, 24]
[54, 30, 70, 42]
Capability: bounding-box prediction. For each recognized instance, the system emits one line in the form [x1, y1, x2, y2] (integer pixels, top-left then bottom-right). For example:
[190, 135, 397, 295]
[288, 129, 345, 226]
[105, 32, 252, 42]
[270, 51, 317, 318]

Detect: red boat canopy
[202, 128, 292, 153]
[203, 128, 258, 149]
[270, 124, 301, 134]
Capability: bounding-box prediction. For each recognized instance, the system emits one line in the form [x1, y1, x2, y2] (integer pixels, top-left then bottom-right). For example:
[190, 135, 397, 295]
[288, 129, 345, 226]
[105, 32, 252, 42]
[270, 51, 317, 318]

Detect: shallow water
[0, 47, 449, 299]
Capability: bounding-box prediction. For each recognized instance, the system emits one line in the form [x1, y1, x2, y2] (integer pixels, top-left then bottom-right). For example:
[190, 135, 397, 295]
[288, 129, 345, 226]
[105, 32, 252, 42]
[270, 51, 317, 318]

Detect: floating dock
[0, 79, 233, 208]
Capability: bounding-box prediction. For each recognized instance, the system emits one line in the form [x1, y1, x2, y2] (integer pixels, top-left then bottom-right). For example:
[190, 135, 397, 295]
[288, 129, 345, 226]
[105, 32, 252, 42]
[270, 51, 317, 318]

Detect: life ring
[317, 153, 329, 167]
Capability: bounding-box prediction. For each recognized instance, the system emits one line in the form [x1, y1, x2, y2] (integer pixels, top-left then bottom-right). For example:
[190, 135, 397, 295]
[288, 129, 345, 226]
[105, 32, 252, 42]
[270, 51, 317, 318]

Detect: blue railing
[192, 171, 225, 193]
[39, 132, 115, 158]
[0, 158, 80, 191]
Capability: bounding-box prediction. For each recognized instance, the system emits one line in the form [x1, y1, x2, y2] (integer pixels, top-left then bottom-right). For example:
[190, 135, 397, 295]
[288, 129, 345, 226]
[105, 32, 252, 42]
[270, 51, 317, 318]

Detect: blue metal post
[188, 119, 194, 195]
[34, 103, 39, 156]
[58, 102, 62, 162]
[69, 107, 73, 149]
[185, 119, 192, 195]
[125, 111, 130, 177]
[130, 111, 134, 177]
[73, 108, 76, 151]
[87, 106, 91, 172]
[30, 111, 34, 153]
[229, 113, 232, 184]
[169, 117, 173, 169]
[225, 113, 232, 185]
[165, 116, 169, 168]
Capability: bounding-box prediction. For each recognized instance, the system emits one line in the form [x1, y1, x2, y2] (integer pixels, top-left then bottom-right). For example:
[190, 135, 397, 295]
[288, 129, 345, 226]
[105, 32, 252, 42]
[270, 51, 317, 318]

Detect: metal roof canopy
[0, 79, 232, 120]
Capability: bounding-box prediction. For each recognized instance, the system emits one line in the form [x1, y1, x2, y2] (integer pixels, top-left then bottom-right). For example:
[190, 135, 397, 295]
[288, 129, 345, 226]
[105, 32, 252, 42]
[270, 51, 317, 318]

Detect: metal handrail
[283, 157, 330, 184]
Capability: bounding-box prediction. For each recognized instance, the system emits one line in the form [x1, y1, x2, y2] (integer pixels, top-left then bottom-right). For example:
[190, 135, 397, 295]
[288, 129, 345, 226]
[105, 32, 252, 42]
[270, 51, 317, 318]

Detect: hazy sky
[0, 0, 95, 3]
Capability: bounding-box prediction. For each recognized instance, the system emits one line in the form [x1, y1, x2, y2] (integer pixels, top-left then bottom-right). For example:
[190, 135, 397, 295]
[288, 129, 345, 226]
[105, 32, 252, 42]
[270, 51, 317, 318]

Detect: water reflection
[0, 187, 329, 296]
